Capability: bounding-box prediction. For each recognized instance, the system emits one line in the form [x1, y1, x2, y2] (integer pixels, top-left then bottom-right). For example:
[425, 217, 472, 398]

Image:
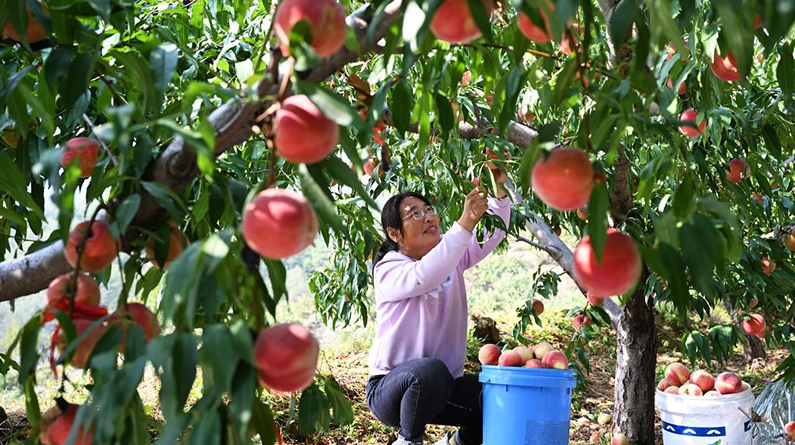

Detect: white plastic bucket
[655, 388, 755, 445]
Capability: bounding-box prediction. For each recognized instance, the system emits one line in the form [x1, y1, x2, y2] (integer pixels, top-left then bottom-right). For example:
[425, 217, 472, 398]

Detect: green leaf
[300, 164, 347, 238]
[141, 181, 185, 223]
[777, 42, 794, 101]
[391, 80, 413, 135]
[298, 383, 331, 435]
[679, 221, 716, 298]
[609, 0, 636, 44]
[519, 141, 542, 196]
[0, 155, 44, 220]
[433, 92, 454, 138]
[296, 81, 363, 128]
[229, 362, 257, 442]
[466, 0, 493, 41]
[553, 59, 578, 109]
[672, 174, 693, 217]
[587, 181, 609, 263]
[18, 315, 41, 383]
[263, 258, 288, 305]
[250, 399, 276, 445]
[114, 195, 141, 236]
[320, 156, 378, 210]
[323, 379, 354, 425]
[150, 43, 179, 101]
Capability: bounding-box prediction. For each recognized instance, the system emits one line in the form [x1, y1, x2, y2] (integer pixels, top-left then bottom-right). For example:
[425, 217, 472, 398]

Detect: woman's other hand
[458, 187, 489, 232]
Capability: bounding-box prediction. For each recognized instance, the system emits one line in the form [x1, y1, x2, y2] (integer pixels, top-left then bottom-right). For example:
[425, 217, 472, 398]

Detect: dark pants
[366, 357, 483, 445]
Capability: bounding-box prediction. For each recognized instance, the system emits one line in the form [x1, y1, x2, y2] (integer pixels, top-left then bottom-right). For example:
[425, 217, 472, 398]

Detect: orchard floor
[0, 320, 787, 445]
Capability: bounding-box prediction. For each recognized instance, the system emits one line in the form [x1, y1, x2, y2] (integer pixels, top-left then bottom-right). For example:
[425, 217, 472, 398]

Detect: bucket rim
[479, 364, 576, 389]
[655, 387, 754, 403]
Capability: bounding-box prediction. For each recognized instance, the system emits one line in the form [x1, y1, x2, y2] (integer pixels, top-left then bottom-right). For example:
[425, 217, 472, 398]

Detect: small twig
[81, 115, 119, 167]
[99, 75, 125, 105]
[514, 233, 561, 255]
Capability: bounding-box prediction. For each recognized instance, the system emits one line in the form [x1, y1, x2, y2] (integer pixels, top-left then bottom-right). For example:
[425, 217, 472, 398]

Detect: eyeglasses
[403, 206, 436, 221]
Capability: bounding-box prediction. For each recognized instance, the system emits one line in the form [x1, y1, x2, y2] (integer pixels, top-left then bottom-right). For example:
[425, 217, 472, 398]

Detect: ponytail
[374, 238, 399, 266]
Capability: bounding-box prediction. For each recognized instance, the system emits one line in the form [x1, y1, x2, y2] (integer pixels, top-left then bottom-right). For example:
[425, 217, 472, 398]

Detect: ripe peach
[664, 363, 690, 386]
[43, 404, 93, 445]
[64, 221, 118, 273]
[145, 223, 188, 270]
[665, 42, 677, 61]
[513, 346, 533, 363]
[657, 379, 673, 391]
[255, 323, 319, 392]
[587, 292, 604, 306]
[741, 381, 751, 392]
[678, 383, 703, 396]
[749, 297, 759, 308]
[47, 273, 101, 309]
[517, 3, 553, 43]
[498, 350, 524, 367]
[705, 390, 721, 396]
[784, 421, 795, 437]
[274, 0, 346, 57]
[3, 6, 48, 43]
[750, 192, 763, 205]
[725, 158, 749, 183]
[363, 158, 380, 177]
[667, 77, 686, 95]
[524, 358, 546, 368]
[760, 257, 775, 276]
[611, 433, 629, 445]
[430, 0, 493, 44]
[471, 177, 479, 186]
[61, 137, 100, 178]
[242, 189, 318, 259]
[533, 342, 554, 360]
[689, 370, 716, 393]
[478, 344, 501, 365]
[531, 148, 594, 211]
[754, 14, 762, 29]
[741, 313, 766, 336]
[460, 71, 472, 87]
[573, 229, 641, 298]
[664, 385, 680, 394]
[710, 51, 742, 82]
[532, 299, 545, 315]
[784, 233, 795, 251]
[542, 350, 568, 369]
[679, 109, 706, 137]
[108, 302, 160, 343]
[560, 27, 578, 56]
[715, 372, 743, 395]
[572, 314, 591, 330]
[56, 319, 107, 369]
[274, 95, 339, 164]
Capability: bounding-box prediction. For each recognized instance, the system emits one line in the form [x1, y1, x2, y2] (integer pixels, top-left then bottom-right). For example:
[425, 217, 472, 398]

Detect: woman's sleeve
[374, 223, 473, 302]
[458, 196, 512, 270]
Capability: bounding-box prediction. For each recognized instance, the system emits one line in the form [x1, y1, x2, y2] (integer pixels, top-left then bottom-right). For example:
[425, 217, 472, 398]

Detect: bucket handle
[737, 406, 760, 440]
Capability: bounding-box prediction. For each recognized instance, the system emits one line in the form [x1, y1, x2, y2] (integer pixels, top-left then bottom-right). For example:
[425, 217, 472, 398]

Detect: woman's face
[388, 196, 441, 260]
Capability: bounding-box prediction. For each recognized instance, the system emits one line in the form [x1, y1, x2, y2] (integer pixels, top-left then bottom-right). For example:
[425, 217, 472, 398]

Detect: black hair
[373, 192, 433, 267]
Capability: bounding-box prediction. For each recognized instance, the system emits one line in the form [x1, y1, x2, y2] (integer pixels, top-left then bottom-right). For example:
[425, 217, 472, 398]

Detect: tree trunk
[613, 271, 658, 445]
[723, 299, 766, 361]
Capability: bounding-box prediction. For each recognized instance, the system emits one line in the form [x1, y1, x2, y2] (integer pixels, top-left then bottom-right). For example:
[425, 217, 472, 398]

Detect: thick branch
[0, 1, 404, 303]
[608, 145, 634, 221]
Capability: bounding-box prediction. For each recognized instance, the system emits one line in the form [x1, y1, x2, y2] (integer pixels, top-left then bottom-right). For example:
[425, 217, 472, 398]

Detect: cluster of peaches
[478, 342, 569, 370]
[658, 363, 750, 397]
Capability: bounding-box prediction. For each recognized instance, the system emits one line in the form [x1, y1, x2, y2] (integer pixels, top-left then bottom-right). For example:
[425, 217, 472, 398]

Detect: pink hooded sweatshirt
[368, 196, 511, 378]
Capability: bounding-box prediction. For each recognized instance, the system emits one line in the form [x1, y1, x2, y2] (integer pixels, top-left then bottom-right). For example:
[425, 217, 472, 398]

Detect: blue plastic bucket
[479, 365, 577, 445]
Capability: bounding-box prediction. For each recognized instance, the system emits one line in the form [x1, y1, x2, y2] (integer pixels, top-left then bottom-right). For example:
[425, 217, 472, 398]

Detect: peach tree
[0, 0, 794, 444]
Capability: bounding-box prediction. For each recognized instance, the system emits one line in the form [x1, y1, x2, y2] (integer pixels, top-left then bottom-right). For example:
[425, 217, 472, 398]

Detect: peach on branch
[531, 147, 594, 211]
[784, 233, 795, 251]
[145, 222, 188, 270]
[56, 319, 107, 369]
[517, 2, 553, 43]
[42, 404, 93, 445]
[47, 273, 100, 309]
[478, 343, 501, 365]
[725, 158, 749, 183]
[761, 257, 775, 276]
[664, 363, 690, 386]
[460, 71, 472, 87]
[242, 188, 319, 259]
[274, 95, 339, 164]
[3, 5, 48, 43]
[64, 221, 118, 273]
[61, 137, 100, 178]
[430, 0, 493, 44]
[108, 302, 161, 343]
[667, 77, 686, 95]
[749, 297, 759, 308]
[678, 109, 706, 137]
[710, 51, 742, 82]
[532, 299, 545, 315]
[715, 372, 743, 395]
[533, 342, 554, 360]
[740, 313, 766, 336]
[255, 323, 319, 392]
[784, 421, 795, 437]
[274, 0, 346, 58]
[572, 314, 591, 330]
[363, 158, 381, 177]
[573, 229, 641, 298]
[541, 350, 568, 369]
[689, 370, 716, 393]
[587, 292, 605, 306]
